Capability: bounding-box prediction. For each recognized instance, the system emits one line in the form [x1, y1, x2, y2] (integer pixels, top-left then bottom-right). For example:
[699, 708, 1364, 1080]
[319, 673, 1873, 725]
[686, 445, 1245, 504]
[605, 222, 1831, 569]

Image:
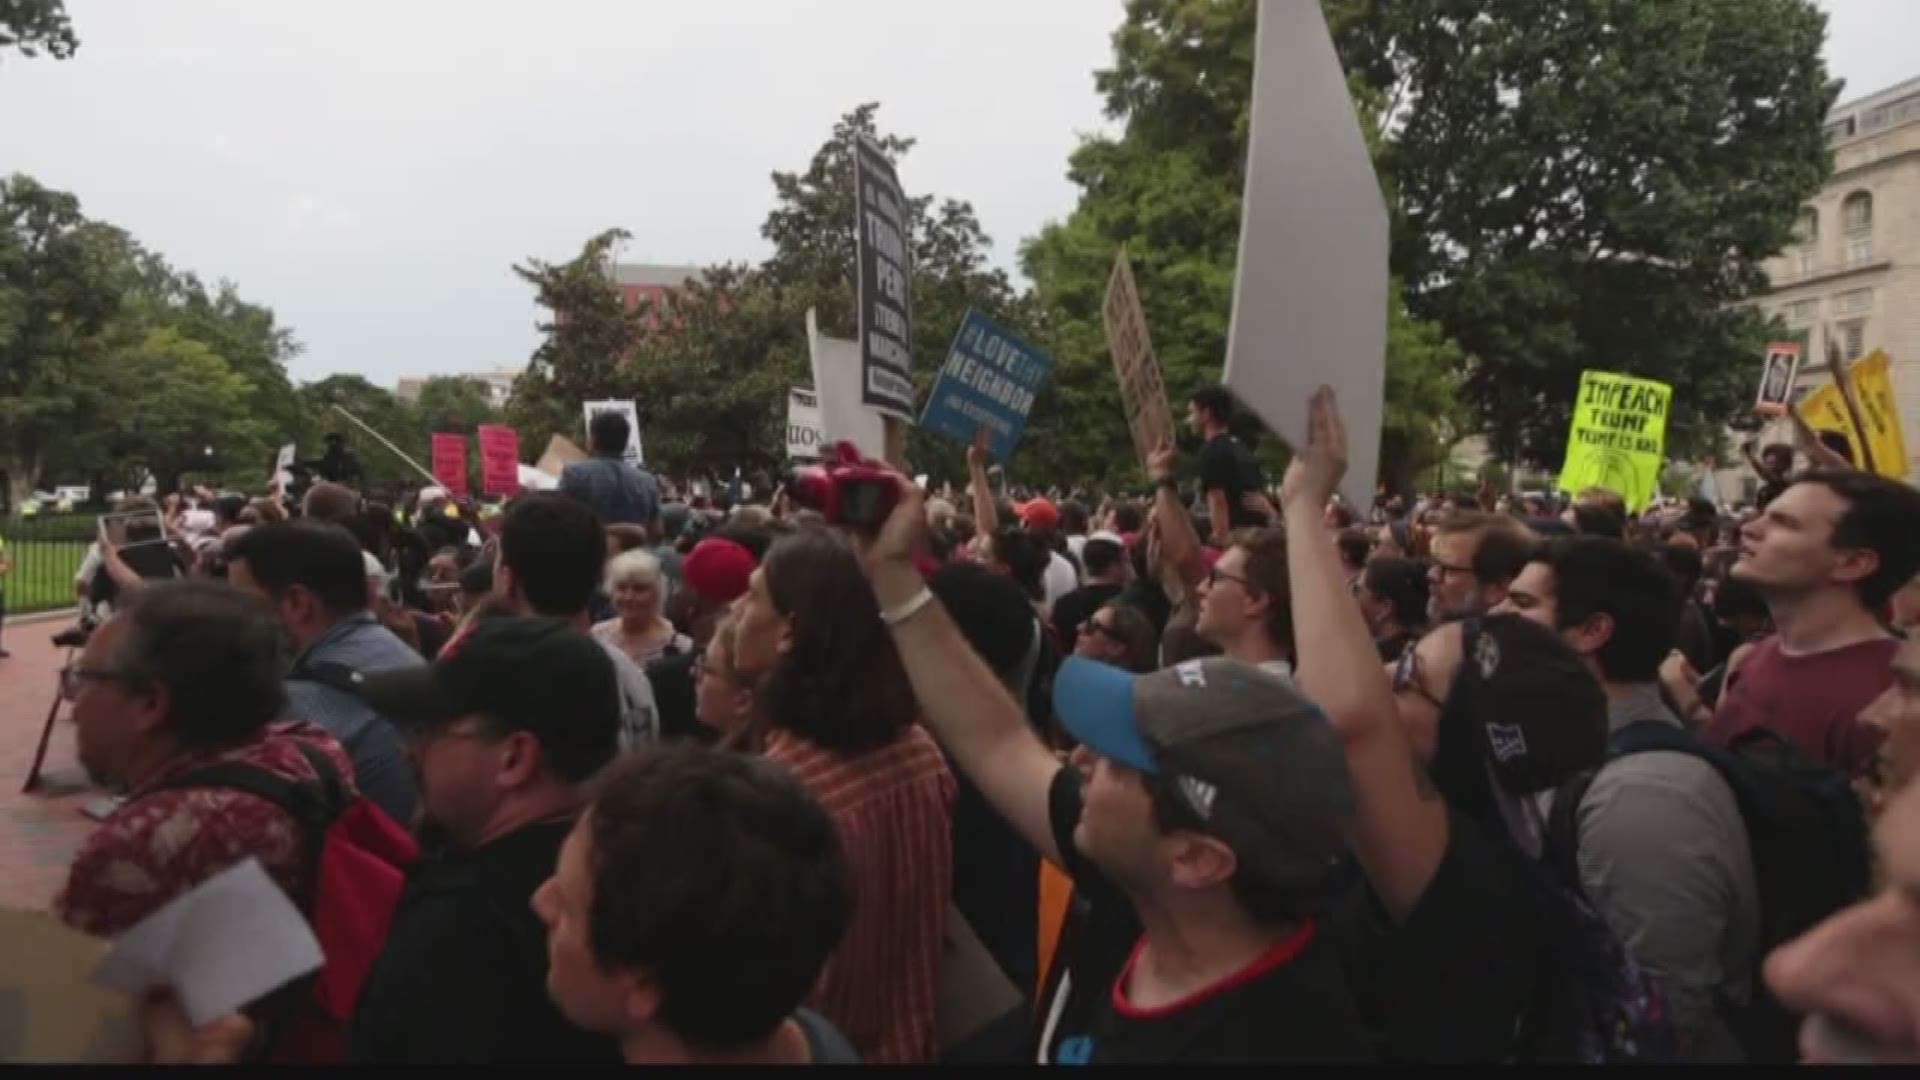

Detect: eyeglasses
[1206, 567, 1252, 590]
[404, 721, 502, 751]
[1429, 560, 1474, 579]
[60, 664, 134, 701]
[1391, 649, 1447, 711]
[1079, 619, 1120, 641]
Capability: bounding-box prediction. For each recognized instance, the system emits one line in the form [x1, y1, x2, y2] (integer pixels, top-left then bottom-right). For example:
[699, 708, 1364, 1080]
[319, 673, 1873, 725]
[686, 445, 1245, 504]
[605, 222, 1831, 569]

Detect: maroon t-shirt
[1707, 635, 1896, 778]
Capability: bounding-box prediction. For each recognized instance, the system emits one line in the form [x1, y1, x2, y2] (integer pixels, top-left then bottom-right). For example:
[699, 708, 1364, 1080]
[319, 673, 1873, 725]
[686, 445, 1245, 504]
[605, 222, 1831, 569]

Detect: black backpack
[1547, 722, 1871, 1063]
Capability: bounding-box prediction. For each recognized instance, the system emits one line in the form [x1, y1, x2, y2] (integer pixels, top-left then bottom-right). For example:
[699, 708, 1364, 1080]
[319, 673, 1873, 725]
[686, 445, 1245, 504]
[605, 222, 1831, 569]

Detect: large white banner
[786, 387, 824, 459]
[582, 400, 643, 466]
[806, 308, 888, 460]
[1222, 0, 1388, 510]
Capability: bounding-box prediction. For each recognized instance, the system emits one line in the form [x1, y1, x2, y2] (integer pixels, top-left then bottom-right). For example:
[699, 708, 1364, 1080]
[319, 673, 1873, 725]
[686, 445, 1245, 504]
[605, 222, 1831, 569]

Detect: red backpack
[154, 738, 418, 1062]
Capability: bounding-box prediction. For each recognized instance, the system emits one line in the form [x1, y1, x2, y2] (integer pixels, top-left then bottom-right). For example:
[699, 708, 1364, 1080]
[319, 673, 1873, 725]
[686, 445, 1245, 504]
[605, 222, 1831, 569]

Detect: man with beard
[343, 618, 623, 1062]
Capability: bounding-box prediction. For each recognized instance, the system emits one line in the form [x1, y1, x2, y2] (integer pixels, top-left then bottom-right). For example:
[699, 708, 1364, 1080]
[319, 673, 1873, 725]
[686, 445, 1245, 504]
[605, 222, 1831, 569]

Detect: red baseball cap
[683, 538, 756, 603]
[1015, 498, 1059, 532]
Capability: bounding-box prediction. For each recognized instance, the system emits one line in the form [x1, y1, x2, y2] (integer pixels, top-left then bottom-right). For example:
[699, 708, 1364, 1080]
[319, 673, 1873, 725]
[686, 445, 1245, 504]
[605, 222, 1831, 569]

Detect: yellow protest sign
[1851, 350, 1908, 480]
[1558, 370, 1672, 513]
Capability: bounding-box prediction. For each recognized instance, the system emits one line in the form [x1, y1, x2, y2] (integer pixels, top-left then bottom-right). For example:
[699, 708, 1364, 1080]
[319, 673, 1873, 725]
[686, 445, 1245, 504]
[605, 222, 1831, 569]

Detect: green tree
[1, 0, 76, 62]
[505, 228, 646, 462]
[0, 174, 127, 507]
[297, 374, 423, 489]
[87, 328, 264, 493]
[1020, 0, 1464, 491]
[1333, 0, 1837, 464]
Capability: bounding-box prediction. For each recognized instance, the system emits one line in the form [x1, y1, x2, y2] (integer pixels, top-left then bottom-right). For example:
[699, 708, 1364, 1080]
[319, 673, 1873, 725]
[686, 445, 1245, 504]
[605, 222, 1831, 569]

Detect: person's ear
[497, 730, 541, 788]
[620, 967, 664, 1030]
[1566, 611, 1615, 659]
[776, 613, 797, 656]
[1165, 831, 1238, 892]
[1831, 547, 1881, 594]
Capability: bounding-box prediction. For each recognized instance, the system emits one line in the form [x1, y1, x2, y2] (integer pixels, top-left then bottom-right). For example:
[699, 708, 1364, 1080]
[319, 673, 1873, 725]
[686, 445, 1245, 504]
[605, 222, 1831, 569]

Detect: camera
[786, 441, 901, 534]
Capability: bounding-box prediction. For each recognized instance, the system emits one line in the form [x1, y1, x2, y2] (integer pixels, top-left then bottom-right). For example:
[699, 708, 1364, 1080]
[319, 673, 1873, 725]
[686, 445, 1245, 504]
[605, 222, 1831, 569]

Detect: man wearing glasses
[1425, 510, 1536, 625]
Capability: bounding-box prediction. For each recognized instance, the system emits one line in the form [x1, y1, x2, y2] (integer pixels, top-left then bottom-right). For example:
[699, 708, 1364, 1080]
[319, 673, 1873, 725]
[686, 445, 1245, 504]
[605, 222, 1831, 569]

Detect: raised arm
[1787, 406, 1854, 471]
[863, 481, 1063, 865]
[1283, 387, 1449, 923]
[1146, 442, 1208, 599]
[967, 429, 999, 537]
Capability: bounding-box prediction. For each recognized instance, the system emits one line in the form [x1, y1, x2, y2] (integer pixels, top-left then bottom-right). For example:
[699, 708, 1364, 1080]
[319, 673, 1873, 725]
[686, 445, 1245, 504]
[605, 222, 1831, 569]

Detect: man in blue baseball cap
[855, 473, 1370, 1063]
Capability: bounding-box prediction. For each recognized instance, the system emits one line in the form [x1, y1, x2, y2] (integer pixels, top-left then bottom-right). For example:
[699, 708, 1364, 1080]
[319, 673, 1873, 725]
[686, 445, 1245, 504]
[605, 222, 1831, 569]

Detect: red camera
[786, 442, 901, 534]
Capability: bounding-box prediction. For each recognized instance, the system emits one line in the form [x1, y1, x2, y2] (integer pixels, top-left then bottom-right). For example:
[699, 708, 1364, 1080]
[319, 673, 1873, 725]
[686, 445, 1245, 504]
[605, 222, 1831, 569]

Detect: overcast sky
[2, 0, 1914, 387]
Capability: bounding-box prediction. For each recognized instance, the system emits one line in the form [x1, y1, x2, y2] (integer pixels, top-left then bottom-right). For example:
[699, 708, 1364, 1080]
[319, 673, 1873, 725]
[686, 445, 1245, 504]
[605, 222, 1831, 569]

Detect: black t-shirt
[1328, 809, 1544, 1062]
[1050, 582, 1126, 648]
[347, 818, 621, 1063]
[1196, 434, 1267, 532]
[1037, 769, 1372, 1063]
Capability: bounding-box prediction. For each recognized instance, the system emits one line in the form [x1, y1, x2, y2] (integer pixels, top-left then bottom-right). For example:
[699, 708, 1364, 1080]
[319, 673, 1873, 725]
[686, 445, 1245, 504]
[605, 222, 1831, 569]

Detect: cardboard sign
[807, 308, 888, 460]
[476, 424, 520, 496]
[787, 387, 824, 460]
[0, 908, 141, 1062]
[853, 136, 916, 419]
[582, 400, 643, 465]
[1557, 370, 1672, 513]
[1755, 342, 1800, 416]
[1221, 0, 1389, 510]
[534, 433, 587, 479]
[430, 433, 469, 496]
[1102, 250, 1175, 468]
[920, 308, 1052, 461]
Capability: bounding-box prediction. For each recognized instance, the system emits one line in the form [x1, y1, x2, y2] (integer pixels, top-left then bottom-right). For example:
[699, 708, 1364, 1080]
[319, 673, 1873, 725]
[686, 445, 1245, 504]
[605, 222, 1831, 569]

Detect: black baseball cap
[1053, 656, 1354, 901]
[1439, 614, 1607, 797]
[357, 617, 620, 769]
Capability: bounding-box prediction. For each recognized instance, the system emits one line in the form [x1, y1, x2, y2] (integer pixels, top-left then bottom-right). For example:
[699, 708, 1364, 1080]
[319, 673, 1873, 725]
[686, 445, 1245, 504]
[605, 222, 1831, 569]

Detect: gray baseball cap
[1053, 656, 1354, 900]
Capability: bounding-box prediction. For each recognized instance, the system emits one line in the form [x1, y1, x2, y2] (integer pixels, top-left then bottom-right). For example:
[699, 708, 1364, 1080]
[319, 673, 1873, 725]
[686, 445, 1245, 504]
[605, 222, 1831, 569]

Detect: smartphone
[98, 509, 168, 550]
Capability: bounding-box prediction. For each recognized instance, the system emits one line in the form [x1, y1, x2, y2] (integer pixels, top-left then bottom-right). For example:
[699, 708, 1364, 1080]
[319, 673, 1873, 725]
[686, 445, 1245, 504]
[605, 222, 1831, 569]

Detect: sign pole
[331, 404, 442, 487]
[1822, 325, 1878, 474]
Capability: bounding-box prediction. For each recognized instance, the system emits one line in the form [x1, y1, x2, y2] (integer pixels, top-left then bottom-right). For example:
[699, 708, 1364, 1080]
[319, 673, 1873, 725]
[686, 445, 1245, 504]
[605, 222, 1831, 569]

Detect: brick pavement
[0, 615, 106, 913]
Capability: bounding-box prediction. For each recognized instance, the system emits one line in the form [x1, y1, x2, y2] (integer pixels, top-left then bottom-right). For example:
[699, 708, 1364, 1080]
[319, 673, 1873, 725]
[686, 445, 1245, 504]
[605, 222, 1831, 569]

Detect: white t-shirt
[1066, 534, 1088, 562]
[596, 638, 661, 749]
[1042, 550, 1080, 611]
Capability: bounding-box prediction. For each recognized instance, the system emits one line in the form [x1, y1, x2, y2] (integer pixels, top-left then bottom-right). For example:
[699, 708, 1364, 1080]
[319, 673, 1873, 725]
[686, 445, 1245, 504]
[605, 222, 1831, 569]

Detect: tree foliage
[1332, 0, 1837, 463]
[0, 0, 77, 62]
[1021, 0, 1464, 491]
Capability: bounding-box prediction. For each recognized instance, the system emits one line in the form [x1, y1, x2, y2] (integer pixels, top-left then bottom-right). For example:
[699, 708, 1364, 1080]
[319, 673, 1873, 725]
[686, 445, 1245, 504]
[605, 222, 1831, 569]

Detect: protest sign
[1557, 370, 1672, 512]
[787, 387, 824, 459]
[1102, 250, 1174, 469]
[853, 136, 916, 419]
[582, 400, 644, 465]
[919, 309, 1053, 462]
[1850, 350, 1908, 480]
[517, 463, 558, 491]
[430, 433, 469, 496]
[1221, 0, 1389, 511]
[807, 308, 888, 460]
[534, 433, 586, 479]
[1755, 342, 1800, 416]
[477, 424, 521, 496]
[1800, 350, 1908, 480]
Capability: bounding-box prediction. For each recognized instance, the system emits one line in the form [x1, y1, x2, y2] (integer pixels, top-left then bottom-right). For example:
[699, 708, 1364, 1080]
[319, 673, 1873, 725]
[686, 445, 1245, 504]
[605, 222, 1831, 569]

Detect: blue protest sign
[919, 309, 1053, 461]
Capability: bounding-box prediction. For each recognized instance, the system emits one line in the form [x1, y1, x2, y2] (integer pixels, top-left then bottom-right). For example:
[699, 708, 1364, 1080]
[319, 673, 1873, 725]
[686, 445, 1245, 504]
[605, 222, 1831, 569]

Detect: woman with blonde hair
[592, 549, 692, 666]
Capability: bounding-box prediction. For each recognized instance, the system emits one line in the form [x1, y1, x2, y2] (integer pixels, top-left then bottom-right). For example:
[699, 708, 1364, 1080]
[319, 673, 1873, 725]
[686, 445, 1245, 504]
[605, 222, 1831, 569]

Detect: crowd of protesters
[29, 392, 1920, 1064]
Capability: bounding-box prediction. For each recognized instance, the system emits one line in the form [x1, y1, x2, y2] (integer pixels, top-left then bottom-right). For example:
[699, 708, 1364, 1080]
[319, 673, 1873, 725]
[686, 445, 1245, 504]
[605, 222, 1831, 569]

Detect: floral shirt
[56, 721, 356, 937]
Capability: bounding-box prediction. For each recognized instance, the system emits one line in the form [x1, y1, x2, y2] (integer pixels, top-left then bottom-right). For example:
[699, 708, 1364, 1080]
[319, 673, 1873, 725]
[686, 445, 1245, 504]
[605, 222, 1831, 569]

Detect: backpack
[152, 738, 418, 1063]
[1512, 854, 1678, 1063]
[1546, 722, 1872, 1063]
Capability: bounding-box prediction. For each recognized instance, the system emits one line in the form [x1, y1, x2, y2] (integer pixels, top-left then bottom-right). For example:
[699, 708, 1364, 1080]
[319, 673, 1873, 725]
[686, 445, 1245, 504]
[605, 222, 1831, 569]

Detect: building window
[1836, 288, 1873, 315]
[1846, 235, 1874, 267]
[1796, 250, 1818, 277]
[1825, 116, 1856, 141]
[1797, 208, 1818, 243]
[1839, 319, 1865, 360]
[1784, 299, 1818, 326]
[1843, 191, 1873, 232]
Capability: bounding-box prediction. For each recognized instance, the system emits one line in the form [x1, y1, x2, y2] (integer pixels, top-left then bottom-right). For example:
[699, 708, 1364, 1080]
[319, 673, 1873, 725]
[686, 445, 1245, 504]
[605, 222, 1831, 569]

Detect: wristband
[880, 586, 936, 627]
[1155, 477, 1179, 492]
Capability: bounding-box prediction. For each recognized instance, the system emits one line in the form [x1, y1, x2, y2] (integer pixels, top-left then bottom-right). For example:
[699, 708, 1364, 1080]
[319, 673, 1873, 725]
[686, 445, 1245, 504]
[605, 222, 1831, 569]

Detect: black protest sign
[853, 137, 916, 420]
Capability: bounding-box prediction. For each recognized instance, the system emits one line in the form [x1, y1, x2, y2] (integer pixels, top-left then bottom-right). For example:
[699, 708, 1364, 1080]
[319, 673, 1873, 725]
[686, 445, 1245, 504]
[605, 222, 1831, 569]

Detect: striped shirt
[766, 725, 955, 1064]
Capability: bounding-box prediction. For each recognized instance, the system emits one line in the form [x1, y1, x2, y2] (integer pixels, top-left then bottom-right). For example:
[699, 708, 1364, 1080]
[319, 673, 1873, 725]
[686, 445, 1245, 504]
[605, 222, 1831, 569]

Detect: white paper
[90, 859, 323, 1027]
[787, 386, 824, 459]
[275, 444, 296, 472]
[1223, 0, 1389, 510]
[516, 463, 559, 491]
[807, 308, 888, 460]
[582, 400, 645, 465]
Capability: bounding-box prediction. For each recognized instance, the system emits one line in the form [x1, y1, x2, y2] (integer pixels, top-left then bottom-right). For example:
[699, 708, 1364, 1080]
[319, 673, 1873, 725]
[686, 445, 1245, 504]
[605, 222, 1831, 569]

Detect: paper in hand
[90, 858, 322, 1026]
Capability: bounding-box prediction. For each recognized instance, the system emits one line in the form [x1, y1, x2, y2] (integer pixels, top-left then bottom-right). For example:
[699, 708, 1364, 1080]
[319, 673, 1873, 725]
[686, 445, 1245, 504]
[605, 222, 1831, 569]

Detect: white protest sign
[1222, 0, 1388, 511]
[807, 308, 888, 460]
[787, 386, 824, 459]
[582, 400, 644, 465]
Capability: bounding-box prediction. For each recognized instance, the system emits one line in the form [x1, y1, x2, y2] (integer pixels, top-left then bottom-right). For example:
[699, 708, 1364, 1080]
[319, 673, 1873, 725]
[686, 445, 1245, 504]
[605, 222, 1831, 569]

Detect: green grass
[2, 538, 87, 616]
